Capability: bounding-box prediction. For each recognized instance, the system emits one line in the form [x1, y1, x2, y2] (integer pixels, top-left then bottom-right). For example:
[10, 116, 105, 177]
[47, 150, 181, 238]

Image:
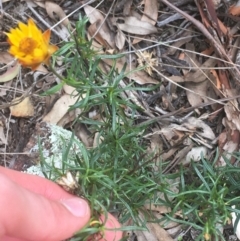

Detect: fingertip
[102, 213, 123, 241]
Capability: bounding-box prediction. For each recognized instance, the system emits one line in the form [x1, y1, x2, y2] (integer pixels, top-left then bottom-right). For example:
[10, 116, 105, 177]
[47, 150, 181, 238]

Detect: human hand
[0, 166, 122, 241]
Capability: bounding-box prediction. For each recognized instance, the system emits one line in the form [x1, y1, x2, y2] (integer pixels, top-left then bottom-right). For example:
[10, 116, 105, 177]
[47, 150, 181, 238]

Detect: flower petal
[48, 45, 59, 55]
[42, 29, 51, 44]
[18, 22, 29, 35]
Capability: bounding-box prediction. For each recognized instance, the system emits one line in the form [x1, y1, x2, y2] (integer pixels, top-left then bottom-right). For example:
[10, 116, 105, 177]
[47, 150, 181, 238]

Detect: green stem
[49, 64, 65, 81]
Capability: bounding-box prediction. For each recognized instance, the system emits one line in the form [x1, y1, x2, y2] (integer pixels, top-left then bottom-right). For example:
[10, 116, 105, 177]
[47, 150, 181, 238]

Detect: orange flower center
[19, 37, 37, 54]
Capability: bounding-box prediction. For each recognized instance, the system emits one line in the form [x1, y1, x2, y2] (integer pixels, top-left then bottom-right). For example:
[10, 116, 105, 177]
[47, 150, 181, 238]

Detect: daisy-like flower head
[6, 19, 58, 70]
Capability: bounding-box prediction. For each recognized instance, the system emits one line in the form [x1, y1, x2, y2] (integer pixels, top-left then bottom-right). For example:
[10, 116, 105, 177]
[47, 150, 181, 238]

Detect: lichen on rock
[24, 122, 83, 178]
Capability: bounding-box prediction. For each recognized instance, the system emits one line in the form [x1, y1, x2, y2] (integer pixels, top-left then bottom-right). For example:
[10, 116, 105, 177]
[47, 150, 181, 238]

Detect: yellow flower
[6, 19, 58, 70]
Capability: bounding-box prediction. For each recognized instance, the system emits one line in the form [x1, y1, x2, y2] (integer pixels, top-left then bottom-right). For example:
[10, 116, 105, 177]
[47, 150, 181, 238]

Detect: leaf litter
[1, 0, 240, 240]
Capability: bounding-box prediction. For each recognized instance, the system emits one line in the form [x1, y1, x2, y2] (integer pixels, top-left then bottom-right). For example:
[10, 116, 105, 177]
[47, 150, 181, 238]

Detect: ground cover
[1, 0, 240, 240]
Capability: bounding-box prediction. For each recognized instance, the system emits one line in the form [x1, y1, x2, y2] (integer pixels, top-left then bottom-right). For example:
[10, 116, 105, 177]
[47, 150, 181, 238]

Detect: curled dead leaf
[0, 62, 20, 83]
[115, 29, 125, 50]
[102, 58, 158, 85]
[229, 3, 240, 16]
[116, 16, 157, 35]
[45, 1, 69, 27]
[142, 0, 158, 26]
[84, 5, 115, 48]
[88, 20, 112, 48]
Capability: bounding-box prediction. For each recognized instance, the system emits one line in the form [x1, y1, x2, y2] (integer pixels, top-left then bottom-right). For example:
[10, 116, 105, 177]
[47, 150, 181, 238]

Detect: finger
[0, 173, 90, 241]
[0, 167, 123, 240]
[0, 166, 74, 200]
[102, 213, 123, 241]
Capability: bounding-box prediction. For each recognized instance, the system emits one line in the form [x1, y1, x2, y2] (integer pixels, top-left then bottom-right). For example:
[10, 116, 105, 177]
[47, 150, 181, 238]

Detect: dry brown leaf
[142, 0, 158, 26]
[10, 97, 34, 117]
[167, 75, 184, 83]
[218, 18, 228, 36]
[103, 58, 158, 84]
[210, 69, 221, 89]
[43, 94, 78, 124]
[182, 146, 207, 165]
[160, 124, 190, 145]
[183, 117, 216, 140]
[224, 101, 240, 131]
[136, 212, 175, 241]
[219, 140, 238, 166]
[222, 89, 240, 132]
[126, 67, 159, 85]
[144, 203, 171, 214]
[229, 2, 240, 16]
[134, 229, 158, 241]
[84, 5, 115, 48]
[185, 80, 209, 107]
[88, 21, 112, 48]
[0, 62, 20, 83]
[63, 84, 78, 95]
[57, 110, 78, 127]
[45, 1, 69, 27]
[115, 29, 125, 50]
[84, 5, 104, 23]
[116, 16, 157, 35]
[201, 47, 214, 56]
[27, 0, 45, 8]
[75, 124, 93, 148]
[153, 212, 179, 229]
[184, 57, 217, 83]
[132, 0, 158, 44]
[166, 29, 192, 55]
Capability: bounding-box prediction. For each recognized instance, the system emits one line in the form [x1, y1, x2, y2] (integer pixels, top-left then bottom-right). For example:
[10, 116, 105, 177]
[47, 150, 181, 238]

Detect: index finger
[0, 166, 73, 200]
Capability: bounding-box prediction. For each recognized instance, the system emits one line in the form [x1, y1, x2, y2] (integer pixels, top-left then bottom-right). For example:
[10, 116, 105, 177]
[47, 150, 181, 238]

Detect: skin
[0, 167, 122, 241]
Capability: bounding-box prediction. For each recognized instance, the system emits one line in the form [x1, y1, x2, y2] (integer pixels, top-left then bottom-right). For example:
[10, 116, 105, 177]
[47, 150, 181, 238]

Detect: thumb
[0, 173, 90, 241]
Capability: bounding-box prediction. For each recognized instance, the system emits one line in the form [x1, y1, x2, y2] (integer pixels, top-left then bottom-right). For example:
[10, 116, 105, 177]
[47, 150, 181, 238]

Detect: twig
[136, 94, 240, 127]
[160, 0, 240, 83]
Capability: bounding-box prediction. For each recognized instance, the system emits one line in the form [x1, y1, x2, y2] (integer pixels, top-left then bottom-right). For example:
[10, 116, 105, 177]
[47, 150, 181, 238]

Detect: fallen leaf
[142, 0, 158, 26]
[183, 117, 216, 140]
[0, 62, 20, 83]
[219, 138, 238, 166]
[10, 97, 34, 117]
[45, 1, 69, 27]
[84, 5, 115, 48]
[182, 146, 207, 165]
[63, 84, 78, 95]
[43, 94, 78, 124]
[57, 109, 78, 127]
[115, 29, 125, 50]
[229, 2, 240, 16]
[132, 0, 158, 44]
[185, 80, 210, 106]
[116, 16, 157, 35]
[103, 58, 158, 84]
[88, 20, 112, 48]
[184, 57, 217, 83]
[210, 69, 221, 89]
[136, 212, 175, 241]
